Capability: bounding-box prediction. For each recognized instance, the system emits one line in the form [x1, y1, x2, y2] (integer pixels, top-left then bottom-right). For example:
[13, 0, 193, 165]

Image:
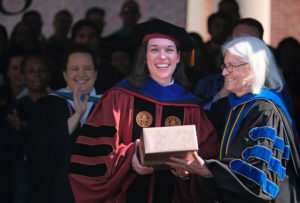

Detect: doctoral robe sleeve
[205, 101, 291, 202]
[69, 89, 136, 203]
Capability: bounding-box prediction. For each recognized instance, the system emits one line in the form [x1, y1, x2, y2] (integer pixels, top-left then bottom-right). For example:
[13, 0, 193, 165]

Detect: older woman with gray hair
[167, 36, 300, 203]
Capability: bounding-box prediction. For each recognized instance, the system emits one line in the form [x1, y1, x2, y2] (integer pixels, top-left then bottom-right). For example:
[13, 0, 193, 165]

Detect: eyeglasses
[220, 62, 248, 73]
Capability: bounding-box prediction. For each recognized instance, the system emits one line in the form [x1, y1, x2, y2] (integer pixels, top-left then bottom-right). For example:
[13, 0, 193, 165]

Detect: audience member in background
[192, 12, 233, 108]
[167, 36, 300, 203]
[1, 53, 51, 203]
[46, 9, 73, 90]
[276, 37, 300, 133]
[0, 47, 32, 113]
[109, 44, 133, 78]
[0, 24, 8, 55]
[22, 10, 46, 48]
[9, 22, 40, 51]
[232, 18, 263, 39]
[218, 0, 240, 22]
[183, 32, 209, 90]
[114, 0, 140, 39]
[71, 19, 100, 54]
[204, 12, 233, 74]
[85, 7, 109, 64]
[47, 9, 73, 61]
[0, 46, 29, 203]
[0, 24, 8, 86]
[68, 18, 218, 203]
[106, 0, 141, 48]
[85, 7, 106, 38]
[189, 32, 203, 46]
[26, 45, 101, 203]
[50, 10, 73, 43]
[276, 37, 300, 90]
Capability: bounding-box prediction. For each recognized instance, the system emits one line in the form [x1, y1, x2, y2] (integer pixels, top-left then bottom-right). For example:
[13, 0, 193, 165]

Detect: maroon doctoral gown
[69, 78, 219, 203]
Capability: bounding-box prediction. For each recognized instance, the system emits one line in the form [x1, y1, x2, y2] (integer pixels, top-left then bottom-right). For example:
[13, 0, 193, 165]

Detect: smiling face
[22, 57, 50, 92]
[75, 26, 99, 51]
[63, 52, 97, 94]
[146, 38, 180, 86]
[7, 56, 24, 89]
[222, 51, 254, 97]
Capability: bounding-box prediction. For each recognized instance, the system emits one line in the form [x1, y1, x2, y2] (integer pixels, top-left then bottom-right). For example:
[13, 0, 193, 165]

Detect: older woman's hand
[166, 151, 213, 178]
[132, 139, 154, 175]
[170, 166, 190, 181]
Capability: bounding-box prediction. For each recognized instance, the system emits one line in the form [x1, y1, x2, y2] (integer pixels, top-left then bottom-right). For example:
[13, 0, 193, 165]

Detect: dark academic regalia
[26, 91, 99, 203]
[69, 77, 219, 203]
[0, 95, 37, 203]
[206, 89, 300, 203]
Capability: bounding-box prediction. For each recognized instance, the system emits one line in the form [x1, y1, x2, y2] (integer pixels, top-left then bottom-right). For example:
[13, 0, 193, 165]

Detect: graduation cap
[132, 18, 196, 52]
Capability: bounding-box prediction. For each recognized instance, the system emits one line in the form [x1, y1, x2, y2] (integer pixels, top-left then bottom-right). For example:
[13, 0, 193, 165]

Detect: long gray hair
[222, 36, 284, 94]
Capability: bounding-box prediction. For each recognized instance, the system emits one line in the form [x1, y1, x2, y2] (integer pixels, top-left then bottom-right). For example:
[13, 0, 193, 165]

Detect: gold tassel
[189, 49, 195, 67]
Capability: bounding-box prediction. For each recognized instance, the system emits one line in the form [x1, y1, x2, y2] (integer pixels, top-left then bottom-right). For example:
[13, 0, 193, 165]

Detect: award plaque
[139, 125, 198, 170]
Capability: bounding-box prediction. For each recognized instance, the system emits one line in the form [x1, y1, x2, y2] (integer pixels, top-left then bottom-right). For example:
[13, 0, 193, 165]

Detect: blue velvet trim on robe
[118, 77, 196, 102]
[269, 158, 286, 180]
[273, 137, 284, 152]
[230, 159, 279, 198]
[242, 145, 272, 163]
[226, 90, 293, 198]
[249, 127, 284, 153]
[283, 145, 290, 159]
[248, 127, 287, 180]
[228, 89, 288, 119]
[228, 88, 299, 144]
[249, 127, 276, 142]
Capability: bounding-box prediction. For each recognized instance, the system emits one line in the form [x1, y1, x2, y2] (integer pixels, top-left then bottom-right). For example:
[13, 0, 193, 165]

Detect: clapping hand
[6, 109, 21, 132]
[73, 84, 89, 117]
[67, 84, 89, 134]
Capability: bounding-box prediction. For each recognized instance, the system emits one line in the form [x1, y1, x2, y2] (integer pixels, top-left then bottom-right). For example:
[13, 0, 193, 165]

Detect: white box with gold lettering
[138, 125, 198, 169]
